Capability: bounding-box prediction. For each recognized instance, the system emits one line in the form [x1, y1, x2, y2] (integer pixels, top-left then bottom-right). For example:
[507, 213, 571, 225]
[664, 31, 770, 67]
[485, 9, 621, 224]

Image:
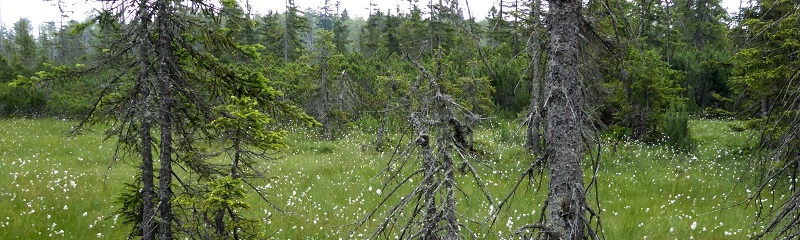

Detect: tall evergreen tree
[282, 0, 310, 61]
[332, 10, 351, 53]
[671, 0, 732, 111]
[358, 10, 384, 58]
[396, 5, 427, 56]
[13, 18, 37, 71]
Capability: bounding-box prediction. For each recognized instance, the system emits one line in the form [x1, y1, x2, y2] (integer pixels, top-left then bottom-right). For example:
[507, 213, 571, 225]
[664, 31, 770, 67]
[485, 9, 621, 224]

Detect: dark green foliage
[702, 106, 734, 119]
[332, 18, 350, 53]
[663, 102, 694, 152]
[0, 83, 46, 116]
[396, 6, 427, 56]
[13, 19, 37, 69]
[671, 48, 732, 112]
[0, 55, 16, 82]
[257, 13, 285, 57]
[604, 48, 685, 140]
[358, 10, 384, 58]
[0, 55, 41, 116]
[729, 0, 800, 237]
[606, 125, 634, 141]
[727, 122, 746, 132]
[382, 11, 402, 55]
[113, 179, 149, 239]
[175, 177, 264, 239]
[489, 53, 529, 112]
[281, 0, 311, 61]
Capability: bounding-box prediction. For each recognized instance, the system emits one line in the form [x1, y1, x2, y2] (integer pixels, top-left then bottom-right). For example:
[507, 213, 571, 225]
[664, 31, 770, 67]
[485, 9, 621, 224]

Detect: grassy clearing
[0, 118, 778, 239]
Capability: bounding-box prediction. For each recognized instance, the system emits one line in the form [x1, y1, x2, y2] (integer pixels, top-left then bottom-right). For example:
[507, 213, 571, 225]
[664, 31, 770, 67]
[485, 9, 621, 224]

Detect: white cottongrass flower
[691, 221, 697, 230]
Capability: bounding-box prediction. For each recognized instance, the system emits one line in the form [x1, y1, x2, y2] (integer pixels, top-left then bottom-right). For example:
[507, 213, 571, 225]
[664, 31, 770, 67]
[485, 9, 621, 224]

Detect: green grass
[0, 119, 130, 238]
[0, 118, 778, 239]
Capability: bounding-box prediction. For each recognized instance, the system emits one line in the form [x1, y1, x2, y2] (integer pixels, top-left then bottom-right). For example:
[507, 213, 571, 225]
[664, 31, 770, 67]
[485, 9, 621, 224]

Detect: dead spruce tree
[352, 52, 495, 239]
[496, 0, 602, 238]
[540, 0, 600, 237]
[524, 0, 546, 154]
[542, 0, 586, 235]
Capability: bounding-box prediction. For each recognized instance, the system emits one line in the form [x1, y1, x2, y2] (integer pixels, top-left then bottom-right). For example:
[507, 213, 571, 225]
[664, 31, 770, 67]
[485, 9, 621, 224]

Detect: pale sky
[0, 0, 497, 29]
[0, 0, 743, 31]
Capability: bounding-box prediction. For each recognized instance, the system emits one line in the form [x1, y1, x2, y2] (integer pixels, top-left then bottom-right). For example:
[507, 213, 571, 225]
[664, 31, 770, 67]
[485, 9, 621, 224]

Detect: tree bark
[136, 0, 155, 238]
[283, 0, 291, 61]
[155, 0, 174, 238]
[157, 78, 174, 240]
[525, 0, 544, 154]
[318, 56, 330, 138]
[375, 102, 390, 150]
[526, 60, 542, 152]
[141, 120, 156, 240]
[544, 0, 587, 237]
[420, 134, 438, 238]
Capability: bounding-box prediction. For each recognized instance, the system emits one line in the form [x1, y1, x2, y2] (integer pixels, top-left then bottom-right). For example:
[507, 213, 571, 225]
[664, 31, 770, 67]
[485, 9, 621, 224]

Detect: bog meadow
[0, 117, 778, 239]
[1, 0, 798, 239]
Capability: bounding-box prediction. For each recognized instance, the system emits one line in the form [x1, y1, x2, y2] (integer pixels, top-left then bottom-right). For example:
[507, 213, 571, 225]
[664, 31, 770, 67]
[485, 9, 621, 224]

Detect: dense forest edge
[0, 0, 798, 239]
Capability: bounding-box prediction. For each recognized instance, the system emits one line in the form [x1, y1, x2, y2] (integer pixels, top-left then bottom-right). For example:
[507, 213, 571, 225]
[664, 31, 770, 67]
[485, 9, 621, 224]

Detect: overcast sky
[1, 0, 743, 31]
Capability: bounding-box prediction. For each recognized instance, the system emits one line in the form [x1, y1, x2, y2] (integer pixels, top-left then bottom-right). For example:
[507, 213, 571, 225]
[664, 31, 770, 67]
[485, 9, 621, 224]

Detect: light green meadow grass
[0, 118, 776, 239]
[0, 119, 131, 239]
[595, 119, 764, 239]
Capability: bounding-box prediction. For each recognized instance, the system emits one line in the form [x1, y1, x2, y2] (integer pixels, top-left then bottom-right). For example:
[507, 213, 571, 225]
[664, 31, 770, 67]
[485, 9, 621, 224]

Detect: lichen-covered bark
[526, 0, 545, 154]
[136, 0, 156, 238]
[155, 0, 175, 238]
[140, 120, 155, 240]
[544, 0, 587, 238]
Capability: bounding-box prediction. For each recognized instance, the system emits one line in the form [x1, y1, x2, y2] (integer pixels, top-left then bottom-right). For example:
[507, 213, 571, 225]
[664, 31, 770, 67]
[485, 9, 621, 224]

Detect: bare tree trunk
[136, 1, 156, 238]
[438, 117, 459, 238]
[214, 210, 225, 237]
[232, 138, 241, 178]
[157, 83, 174, 240]
[420, 133, 438, 237]
[141, 120, 156, 240]
[283, 0, 290, 61]
[416, 60, 463, 238]
[544, 0, 586, 237]
[429, 0, 435, 55]
[525, 0, 544, 154]
[375, 103, 390, 150]
[526, 63, 542, 154]
[513, 0, 520, 55]
[317, 59, 330, 138]
[665, 0, 671, 65]
[336, 71, 350, 135]
[156, 1, 173, 238]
